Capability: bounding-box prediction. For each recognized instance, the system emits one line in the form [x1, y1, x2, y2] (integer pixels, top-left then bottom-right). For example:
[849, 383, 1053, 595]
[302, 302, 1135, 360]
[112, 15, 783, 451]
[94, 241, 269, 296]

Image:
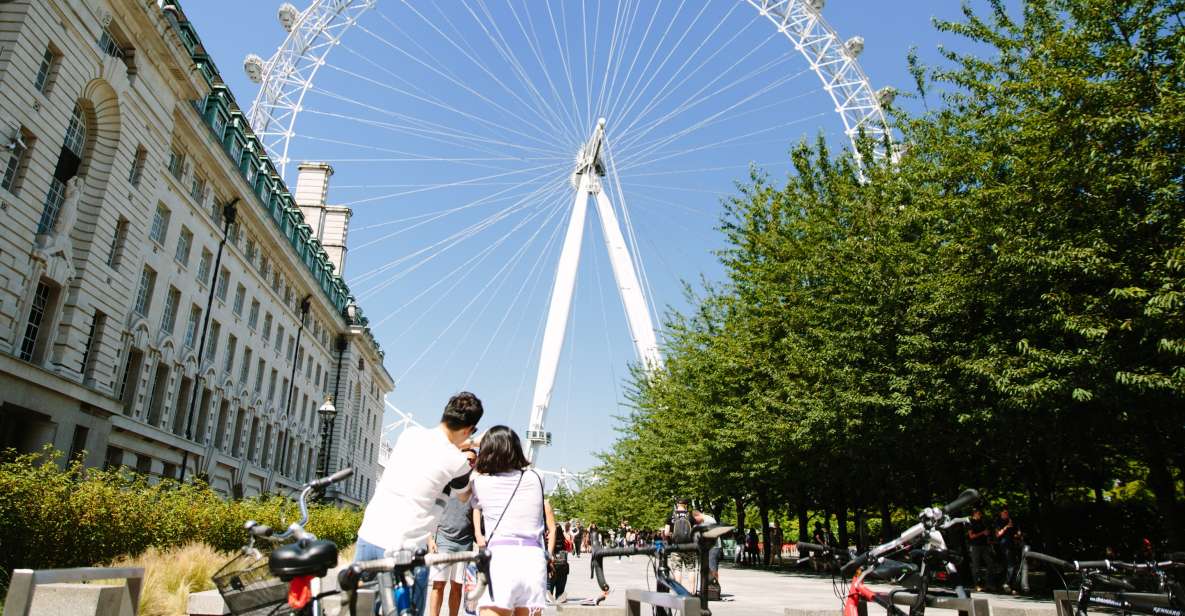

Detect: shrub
[0, 449, 363, 593]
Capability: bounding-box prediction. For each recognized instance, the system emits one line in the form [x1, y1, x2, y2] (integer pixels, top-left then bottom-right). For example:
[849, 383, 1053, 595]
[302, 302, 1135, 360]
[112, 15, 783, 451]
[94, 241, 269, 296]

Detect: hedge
[0, 448, 362, 584]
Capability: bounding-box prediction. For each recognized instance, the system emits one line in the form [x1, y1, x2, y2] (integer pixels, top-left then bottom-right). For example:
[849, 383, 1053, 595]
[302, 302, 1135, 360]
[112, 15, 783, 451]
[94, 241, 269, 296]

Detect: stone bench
[2, 567, 143, 616]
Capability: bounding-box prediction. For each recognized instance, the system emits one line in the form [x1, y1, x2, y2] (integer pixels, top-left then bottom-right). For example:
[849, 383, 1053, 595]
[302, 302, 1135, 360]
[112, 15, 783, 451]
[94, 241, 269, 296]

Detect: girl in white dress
[471, 426, 556, 616]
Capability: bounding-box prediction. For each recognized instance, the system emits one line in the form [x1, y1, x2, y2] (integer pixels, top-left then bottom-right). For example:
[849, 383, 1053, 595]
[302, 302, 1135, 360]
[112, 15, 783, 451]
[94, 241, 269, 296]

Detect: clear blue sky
[181, 1, 995, 472]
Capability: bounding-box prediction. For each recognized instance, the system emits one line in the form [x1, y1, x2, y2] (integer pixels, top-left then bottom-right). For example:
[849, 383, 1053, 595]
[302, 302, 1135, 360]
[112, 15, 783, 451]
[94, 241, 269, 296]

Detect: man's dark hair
[676, 498, 692, 508]
[441, 391, 483, 430]
[474, 425, 529, 474]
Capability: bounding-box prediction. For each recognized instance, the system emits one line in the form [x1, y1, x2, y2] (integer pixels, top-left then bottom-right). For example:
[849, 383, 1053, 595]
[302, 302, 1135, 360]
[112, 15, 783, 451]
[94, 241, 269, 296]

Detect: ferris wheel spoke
[462, 194, 569, 386]
[503, 0, 588, 144]
[305, 83, 566, 158]
[347, 173, 569, 279]
[615, 66, 816, 170]
[596, 0, 663, 131]
[604, 0, 745, 131]
[611, 24, 784, 145]
[615, 52, 807, 156]
[589, 0, 638, 122]
[351, 21, 568, 148]
[291, 134, 565, 168]
[462, 0, 582, 145]
[429, 196, 570, 391]
[540, 1, 584, 140]
[336, 161, 568, 208]
[384, 195, 564, 330]
[354, 191, 555, 304]
[618, 112, 830, 173]
[314, 59, 566, 155]
[380, 5, 576, 146]
[601, 0, 713, 128]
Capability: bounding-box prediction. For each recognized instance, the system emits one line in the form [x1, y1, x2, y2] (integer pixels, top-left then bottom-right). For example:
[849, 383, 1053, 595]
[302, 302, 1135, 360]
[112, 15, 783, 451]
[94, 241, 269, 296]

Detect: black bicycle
[214, 467, 355, 616]
[590, 524, 734, 616]
[1023, 550, 1185, 616]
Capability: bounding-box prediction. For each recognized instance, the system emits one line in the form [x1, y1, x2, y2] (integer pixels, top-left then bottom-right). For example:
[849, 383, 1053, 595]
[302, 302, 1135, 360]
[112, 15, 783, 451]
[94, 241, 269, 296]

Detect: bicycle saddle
[699, 525, 735, 540]
[868, 558, 918, 584]
[269, 539, 339, 580]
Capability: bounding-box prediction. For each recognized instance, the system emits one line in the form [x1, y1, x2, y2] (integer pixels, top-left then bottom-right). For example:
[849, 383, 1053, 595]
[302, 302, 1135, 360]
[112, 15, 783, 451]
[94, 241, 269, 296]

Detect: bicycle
[832, 489, 980, 616]
[590, 524, 734, 616]
[1022, 550, 1185, 616]
[337, 548, 492, 616]
[214, 467, 355, 616]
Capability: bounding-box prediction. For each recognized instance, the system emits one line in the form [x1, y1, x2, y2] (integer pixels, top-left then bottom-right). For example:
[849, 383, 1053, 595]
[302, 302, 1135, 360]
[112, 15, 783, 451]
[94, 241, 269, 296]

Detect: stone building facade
[0, 0, 390, 505]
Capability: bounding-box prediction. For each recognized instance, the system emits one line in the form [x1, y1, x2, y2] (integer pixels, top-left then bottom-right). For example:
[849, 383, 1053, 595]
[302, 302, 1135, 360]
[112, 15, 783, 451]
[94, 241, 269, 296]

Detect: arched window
[37, 104, 87, 234]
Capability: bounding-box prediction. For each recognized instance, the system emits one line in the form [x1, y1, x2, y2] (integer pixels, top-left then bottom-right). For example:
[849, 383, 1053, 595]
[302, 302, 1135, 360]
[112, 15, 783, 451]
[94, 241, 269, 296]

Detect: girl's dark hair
[474, 425, 529, 474]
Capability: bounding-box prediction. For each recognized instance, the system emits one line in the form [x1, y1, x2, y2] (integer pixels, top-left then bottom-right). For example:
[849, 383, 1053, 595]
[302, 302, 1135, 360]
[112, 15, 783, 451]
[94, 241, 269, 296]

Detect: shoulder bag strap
[484, 470, 525, 542]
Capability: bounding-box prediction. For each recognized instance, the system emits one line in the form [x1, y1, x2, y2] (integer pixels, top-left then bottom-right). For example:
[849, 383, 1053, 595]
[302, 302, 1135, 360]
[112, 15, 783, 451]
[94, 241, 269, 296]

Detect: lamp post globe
[318, 396, 338, 478]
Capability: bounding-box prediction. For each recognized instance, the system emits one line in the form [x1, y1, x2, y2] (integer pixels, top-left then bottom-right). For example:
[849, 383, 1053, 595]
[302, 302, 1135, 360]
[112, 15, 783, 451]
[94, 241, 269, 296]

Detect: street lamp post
[180, 198, 239, 483]
[274, 295, 311, 485]
[317, 396, 338, 480]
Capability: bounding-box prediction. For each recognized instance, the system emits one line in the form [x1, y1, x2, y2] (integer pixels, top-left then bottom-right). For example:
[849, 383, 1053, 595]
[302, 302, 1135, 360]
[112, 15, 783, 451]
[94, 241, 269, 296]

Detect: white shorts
[479, 545, 547, 611]
[429, 560, 467, 584]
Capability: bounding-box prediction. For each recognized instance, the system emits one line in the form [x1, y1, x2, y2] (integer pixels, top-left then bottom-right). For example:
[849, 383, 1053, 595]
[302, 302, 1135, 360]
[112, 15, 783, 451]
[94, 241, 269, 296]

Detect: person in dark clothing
[995, 509, 1020, 593]
[967, 509, 993, 591]
[546, 519, 570, 603]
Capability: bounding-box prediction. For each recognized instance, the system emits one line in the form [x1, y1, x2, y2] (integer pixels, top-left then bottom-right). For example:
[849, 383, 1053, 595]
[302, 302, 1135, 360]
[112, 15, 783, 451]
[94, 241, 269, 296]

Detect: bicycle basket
[213, 548, 287, 616]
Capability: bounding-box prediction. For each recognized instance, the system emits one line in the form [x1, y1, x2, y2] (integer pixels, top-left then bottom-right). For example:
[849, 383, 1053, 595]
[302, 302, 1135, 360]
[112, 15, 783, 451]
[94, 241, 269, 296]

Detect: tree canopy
[571, 0, 1184, 557]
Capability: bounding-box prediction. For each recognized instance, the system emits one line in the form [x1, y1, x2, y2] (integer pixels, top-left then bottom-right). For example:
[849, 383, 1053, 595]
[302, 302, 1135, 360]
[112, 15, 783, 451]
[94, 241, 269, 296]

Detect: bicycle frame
[1072, 574, 1184, 616]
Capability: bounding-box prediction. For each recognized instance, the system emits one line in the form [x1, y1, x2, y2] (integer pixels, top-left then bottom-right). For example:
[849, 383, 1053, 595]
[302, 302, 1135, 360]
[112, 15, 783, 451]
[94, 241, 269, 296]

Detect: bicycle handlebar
[841, 490, 980, 575]
[796, 542, 833, 554]
[309, 467, 354, 491]
[248, 468, 355, 543]
[942, 489, 980, 516]
[589, 541, 701, 593]
[339, 549, 493, 603]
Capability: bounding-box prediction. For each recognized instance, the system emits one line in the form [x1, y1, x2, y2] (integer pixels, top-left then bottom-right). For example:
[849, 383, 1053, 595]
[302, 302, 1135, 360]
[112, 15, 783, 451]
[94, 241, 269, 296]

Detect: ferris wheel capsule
[278, 3, 300, 32]
[243, 53, 265, 84]
[807, 0, 826, 11]
[844, 36, 864, 58]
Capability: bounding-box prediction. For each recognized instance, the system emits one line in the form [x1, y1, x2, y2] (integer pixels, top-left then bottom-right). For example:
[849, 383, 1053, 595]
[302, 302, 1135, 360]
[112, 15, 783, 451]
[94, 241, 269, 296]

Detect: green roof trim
[161, 0, 378, 348]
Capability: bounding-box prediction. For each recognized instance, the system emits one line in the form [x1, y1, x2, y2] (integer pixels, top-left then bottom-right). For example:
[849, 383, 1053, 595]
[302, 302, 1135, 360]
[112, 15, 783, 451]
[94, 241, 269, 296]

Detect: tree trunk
[798, 505, 809, 544]
[734, 496, 746, 537]
[1144, 433, 1182, 545]
[837, 506, 849, 550]
[880, 496, 893, 543]
[760, 496, 771, 565]
[854, 507, 866, 552]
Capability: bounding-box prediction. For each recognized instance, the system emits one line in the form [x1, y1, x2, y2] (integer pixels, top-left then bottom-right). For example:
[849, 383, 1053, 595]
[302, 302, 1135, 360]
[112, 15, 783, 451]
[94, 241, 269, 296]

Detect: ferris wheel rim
[247, 0, 892, 179]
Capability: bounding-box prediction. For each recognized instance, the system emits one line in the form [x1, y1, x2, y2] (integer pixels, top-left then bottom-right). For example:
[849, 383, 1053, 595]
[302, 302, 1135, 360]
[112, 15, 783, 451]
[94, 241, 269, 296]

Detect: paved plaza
[542, 553, 1057, 616]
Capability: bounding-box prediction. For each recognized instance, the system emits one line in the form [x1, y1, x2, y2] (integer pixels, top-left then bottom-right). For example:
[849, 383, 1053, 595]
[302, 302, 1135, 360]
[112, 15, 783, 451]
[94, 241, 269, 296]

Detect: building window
[267, 369, 277, 403]
[38, 180, 67, 235]
[80, 310, 106, 381]
[245, 237, 257, 264]
[254, 358, 265, 393]
[224, 335, 238, 374]
[149, 203, 170, 244]
[197, 248, 213, 285]
[232, 284, 245, 315]
[190, 172, 207, 204]
[2, 127, 32, 194]
[68, 425, 89, 461]
[183, 305, 201, 349]
[248, 299, 260, 330]
[128, 145, 147, 186]
[161, 286, 180, 334]
[239, 347, 252, 385]
[19, 280, 53, 361]
[262, 313, 273, 343]
[97, 24, 136, 75]
[287, 335, 295, 361]
[175, 226, 193, 265]
[275, 326, 285, 353]
[97, 27, 124, 59]
[206, 320, 221, 363]
[167, 147, 185, 181]
[216, 268, 230, 301]
[64, 104, 86, 156]
[118, 347, 144, 413]
[107, 217, 129, 269]
[134, 266, 156, 316]
[34, 45, 61, 93]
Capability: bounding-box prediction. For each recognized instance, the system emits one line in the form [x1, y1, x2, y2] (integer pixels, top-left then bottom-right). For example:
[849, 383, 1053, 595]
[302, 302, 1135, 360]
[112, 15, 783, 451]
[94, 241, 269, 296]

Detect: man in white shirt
[355, 392, 483, 615]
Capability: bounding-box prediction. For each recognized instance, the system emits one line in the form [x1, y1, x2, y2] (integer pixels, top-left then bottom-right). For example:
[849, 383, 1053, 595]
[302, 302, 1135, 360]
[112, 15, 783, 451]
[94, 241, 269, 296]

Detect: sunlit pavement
[539, 553, 1056, 616]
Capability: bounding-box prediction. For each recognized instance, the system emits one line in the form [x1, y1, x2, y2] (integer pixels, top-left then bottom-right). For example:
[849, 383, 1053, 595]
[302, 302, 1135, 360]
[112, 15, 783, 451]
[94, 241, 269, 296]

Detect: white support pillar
[526, 174, 592, 462]
[593, 189, 662, 369]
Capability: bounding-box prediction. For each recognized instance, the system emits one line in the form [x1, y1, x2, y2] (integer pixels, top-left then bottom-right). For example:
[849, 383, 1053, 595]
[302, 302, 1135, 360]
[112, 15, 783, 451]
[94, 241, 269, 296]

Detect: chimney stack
[294, 162, 351, 275]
